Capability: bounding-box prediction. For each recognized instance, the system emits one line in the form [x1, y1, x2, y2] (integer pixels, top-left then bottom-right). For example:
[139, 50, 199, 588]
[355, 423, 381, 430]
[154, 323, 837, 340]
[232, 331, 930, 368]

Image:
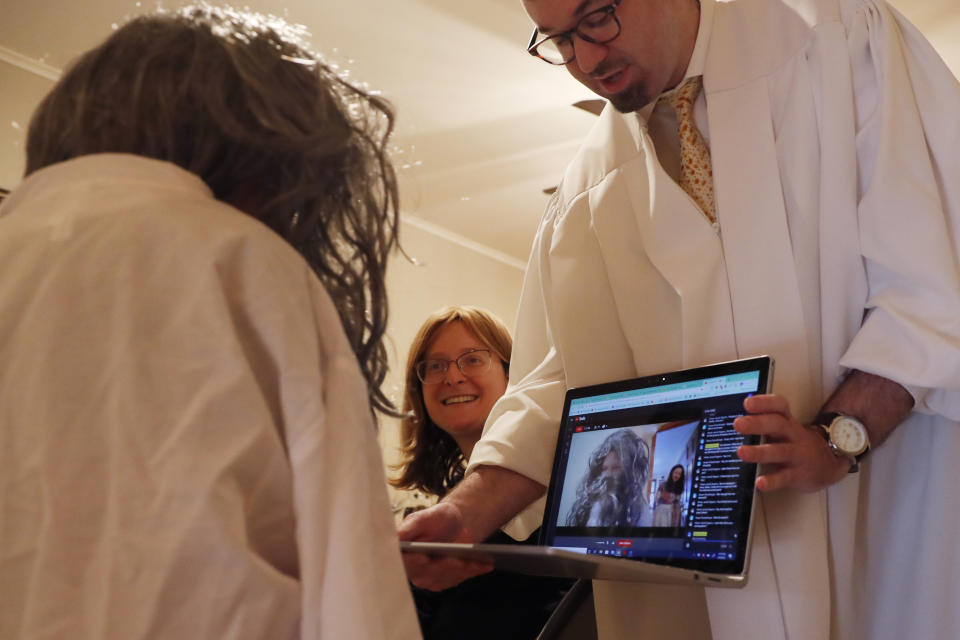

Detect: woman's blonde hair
[25, 5, 401, 417]
[391, 306, 512, 497]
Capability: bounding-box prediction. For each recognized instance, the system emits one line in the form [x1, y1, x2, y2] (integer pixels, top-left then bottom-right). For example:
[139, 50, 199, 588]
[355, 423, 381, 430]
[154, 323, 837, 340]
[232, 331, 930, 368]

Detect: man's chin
[608, 85, 654, 113]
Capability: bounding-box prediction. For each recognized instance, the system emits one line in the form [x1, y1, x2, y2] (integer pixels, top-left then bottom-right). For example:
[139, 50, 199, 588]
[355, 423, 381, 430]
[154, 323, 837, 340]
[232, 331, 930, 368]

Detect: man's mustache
[590, 59, 624, 80]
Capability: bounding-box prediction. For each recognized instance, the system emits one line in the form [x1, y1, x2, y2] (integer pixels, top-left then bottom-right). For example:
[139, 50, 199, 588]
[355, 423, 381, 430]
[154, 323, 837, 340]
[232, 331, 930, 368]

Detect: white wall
[889, 0, 960, 76]
[0, 58, 54, 191]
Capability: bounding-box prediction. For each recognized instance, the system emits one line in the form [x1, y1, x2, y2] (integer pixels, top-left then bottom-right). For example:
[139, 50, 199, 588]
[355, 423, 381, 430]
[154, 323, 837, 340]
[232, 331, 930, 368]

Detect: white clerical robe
[0, 154, 422, 640]
[469, 0, 960, 639]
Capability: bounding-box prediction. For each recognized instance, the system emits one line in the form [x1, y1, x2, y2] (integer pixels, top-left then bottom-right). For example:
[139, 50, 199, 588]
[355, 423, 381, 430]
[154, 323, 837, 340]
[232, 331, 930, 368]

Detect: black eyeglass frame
[414, 348, 495, 384]
[526, 0, 623, 65]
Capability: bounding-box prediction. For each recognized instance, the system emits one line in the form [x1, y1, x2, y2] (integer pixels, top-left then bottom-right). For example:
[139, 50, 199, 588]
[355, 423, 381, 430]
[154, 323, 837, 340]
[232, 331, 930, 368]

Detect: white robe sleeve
[467, 194, 569, 540]
[838, 0, 960, 420]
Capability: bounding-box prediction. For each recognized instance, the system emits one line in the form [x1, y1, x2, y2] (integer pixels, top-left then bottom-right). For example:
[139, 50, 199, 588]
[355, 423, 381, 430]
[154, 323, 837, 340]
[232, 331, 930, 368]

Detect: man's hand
[399, 500, 469, 543]
[734, 394, 849, 492]
[398, 501, 493, 591]
[397, 466, 545, 591]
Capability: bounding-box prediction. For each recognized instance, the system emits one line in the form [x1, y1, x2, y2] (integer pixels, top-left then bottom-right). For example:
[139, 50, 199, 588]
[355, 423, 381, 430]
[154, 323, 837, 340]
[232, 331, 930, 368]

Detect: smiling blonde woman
[392, 305, 512, 499]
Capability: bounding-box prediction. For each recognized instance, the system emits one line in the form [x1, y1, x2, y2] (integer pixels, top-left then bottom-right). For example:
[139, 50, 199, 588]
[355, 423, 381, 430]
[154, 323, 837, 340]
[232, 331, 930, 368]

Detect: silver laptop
[402, 355, 774, 587]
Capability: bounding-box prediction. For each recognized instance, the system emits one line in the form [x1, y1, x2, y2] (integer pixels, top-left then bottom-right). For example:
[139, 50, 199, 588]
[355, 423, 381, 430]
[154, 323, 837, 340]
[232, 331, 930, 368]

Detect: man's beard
[590, 60, 655, 113]
[609, 83, 654, 113]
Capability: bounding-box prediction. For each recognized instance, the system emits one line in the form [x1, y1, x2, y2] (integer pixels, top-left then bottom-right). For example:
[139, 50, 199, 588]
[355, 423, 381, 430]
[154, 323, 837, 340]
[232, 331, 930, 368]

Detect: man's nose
[572, 36, 608, 75]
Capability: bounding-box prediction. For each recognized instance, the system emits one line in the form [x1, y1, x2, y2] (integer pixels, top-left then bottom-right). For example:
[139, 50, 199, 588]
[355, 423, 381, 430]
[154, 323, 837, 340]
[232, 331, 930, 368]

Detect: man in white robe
[401, 1, 960, 639]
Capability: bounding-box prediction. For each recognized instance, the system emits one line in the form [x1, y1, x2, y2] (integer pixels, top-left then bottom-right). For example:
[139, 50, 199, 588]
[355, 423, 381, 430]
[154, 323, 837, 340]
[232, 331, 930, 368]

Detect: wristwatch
[815, 411, 871, 473]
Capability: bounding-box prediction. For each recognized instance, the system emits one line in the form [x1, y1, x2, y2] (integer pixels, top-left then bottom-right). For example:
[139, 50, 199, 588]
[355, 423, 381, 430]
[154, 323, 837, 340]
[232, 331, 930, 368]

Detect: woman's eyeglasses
[415, 349, 495, 384]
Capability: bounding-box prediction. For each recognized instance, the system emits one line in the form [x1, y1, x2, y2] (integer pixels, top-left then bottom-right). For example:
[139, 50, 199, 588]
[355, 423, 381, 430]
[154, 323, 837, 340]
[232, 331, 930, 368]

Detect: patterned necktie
[663, 76, 717, 224]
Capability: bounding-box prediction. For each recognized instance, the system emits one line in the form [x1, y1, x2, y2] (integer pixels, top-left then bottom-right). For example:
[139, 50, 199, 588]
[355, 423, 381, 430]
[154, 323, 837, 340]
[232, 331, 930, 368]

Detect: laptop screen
[540, 356, 772, 576]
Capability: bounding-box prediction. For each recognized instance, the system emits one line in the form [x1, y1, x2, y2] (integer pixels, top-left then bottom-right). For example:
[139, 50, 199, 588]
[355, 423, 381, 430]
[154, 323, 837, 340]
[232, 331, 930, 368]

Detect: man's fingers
[737, 442, 796, 464]
[749, 446, 849, 493]
[403, 553, 492, 591]
[734, 413, 792, 439]
[398, 515, 438, 542]
[743, 393, 792, 417]
[397, 502, 463, 542]
[754, 467, 798, 493]
[396, 514, 426, 542]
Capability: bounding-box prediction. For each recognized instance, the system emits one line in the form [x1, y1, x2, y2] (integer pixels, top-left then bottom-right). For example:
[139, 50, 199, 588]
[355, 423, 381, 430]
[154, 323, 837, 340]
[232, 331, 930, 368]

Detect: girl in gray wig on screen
[566, 429, 653, 528]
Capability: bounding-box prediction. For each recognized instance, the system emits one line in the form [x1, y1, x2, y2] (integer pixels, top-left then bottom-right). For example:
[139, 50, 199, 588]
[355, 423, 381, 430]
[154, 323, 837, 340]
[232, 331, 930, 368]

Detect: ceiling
[2, 0, 959, 266]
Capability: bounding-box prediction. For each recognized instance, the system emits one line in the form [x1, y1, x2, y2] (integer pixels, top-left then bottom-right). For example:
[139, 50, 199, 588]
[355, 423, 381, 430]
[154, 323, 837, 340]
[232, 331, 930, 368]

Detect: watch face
[831, 417, 868, 455]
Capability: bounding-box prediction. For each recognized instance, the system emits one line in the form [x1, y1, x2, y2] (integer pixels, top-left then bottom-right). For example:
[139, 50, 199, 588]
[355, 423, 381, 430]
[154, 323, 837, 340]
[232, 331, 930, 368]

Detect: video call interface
[542, 368, 764, 573]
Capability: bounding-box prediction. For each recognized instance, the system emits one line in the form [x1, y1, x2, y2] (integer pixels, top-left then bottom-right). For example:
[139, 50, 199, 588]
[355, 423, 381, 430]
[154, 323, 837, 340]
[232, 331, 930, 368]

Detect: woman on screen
[653, 464, 686, 528]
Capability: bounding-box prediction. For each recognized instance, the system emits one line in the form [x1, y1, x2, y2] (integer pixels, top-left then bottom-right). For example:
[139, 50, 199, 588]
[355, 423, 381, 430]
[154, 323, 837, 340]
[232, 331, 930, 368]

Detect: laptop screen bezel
[539, 355, 773, 577]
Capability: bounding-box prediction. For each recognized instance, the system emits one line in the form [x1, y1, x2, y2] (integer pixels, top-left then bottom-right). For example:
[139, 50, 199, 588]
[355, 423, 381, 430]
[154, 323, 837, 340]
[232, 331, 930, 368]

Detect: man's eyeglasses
[527, 0, 623, 66]
[415, 349, 495, 384]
